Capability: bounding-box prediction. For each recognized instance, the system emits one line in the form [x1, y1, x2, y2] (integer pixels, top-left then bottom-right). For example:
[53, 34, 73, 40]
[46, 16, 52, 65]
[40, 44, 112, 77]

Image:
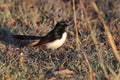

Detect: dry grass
[0, 0, 120, 80]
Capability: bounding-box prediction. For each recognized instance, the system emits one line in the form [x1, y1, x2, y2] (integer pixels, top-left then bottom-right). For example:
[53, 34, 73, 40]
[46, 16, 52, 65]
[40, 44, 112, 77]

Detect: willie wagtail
[13, 20, 73, 50]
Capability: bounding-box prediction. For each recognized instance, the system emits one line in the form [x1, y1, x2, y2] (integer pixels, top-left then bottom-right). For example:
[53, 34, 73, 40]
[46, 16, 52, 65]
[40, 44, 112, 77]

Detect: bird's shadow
[0, 27, 30, 47]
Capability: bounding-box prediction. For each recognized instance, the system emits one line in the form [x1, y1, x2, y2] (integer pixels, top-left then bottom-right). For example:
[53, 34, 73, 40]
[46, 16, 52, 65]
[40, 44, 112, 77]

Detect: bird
[13, 20, 73, 50]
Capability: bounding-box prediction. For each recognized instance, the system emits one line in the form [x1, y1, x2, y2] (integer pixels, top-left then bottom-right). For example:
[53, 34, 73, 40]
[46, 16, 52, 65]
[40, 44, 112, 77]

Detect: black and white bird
[13, 20, 73, 50]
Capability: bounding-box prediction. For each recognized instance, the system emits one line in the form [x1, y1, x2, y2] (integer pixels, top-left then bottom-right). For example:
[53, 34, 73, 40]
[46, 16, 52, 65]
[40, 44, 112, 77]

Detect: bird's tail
[12, 35, 41, 40]
[12, 35, 42, 46]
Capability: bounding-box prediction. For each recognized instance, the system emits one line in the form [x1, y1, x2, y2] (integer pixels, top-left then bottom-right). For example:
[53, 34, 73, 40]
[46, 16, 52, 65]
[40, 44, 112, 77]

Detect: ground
[0, 0, 120, 80]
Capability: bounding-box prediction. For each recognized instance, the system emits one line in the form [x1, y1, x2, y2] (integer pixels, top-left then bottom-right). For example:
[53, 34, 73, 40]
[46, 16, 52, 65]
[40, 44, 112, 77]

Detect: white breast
[46, 32, 67, 50]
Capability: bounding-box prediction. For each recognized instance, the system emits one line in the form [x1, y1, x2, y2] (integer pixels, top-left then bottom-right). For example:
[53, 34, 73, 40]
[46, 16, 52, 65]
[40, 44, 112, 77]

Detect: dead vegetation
[0, 0, 120, 80]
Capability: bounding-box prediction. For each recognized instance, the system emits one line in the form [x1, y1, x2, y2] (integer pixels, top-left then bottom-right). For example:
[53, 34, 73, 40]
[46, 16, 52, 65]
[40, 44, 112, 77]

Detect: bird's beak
[65, 18, 75, 32]
[67, 18, 75, 29]
[66, 22, 74, 31]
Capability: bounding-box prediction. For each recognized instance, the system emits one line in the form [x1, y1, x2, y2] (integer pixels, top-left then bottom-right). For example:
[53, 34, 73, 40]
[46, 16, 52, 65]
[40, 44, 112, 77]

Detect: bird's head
[55, 19, 74, 32]
[55, 21, 69, 27]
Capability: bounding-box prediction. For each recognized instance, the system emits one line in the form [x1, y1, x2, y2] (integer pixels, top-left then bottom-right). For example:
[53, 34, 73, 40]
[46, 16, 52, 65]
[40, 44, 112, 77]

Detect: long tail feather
[12, 35, 41, 40]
